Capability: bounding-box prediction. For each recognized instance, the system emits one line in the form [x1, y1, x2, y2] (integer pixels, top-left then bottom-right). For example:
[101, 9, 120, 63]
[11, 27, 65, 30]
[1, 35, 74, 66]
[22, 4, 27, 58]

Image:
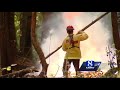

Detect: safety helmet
[66, 25, 74, 31]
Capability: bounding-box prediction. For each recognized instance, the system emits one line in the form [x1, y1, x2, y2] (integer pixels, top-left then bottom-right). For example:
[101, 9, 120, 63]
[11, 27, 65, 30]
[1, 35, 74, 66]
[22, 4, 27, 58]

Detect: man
[62, 25, 88, 77]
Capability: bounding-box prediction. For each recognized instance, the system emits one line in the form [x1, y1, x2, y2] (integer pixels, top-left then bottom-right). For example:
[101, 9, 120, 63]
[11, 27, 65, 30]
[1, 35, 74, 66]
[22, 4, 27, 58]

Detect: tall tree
[111, 12, 120, 68]
[0, 12, 17, 74]
[31, 12, 48, 77]
[20, 12, 32, 58]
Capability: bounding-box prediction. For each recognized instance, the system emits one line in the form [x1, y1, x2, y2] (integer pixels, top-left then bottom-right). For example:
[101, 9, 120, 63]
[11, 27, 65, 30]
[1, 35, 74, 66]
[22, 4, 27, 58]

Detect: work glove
[77, 30, 84, 34]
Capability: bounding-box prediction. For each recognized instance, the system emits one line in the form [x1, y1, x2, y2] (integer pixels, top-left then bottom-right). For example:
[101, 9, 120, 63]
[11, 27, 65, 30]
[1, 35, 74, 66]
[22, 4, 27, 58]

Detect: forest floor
[0, 57, 36, 77]
[101, 67, 120, 78]
[1, 57, 120, 78]
[1, 68, 120, 78]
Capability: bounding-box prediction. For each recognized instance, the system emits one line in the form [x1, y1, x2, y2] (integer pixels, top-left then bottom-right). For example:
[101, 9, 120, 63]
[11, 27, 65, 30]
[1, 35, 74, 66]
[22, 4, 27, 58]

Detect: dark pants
[63, 59, 80, 77]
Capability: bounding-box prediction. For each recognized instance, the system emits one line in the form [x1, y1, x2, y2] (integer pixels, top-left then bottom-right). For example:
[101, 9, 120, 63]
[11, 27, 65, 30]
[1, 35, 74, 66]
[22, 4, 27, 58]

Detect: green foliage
[101, 67, 120, 78]
[100, 44, 120, 78]
[14, 12, 21, 31]
[102, 49, 120, 78]
[36, 12, 43, 27]
[14, 12, 44, 61]
[14, 12, 21, 50]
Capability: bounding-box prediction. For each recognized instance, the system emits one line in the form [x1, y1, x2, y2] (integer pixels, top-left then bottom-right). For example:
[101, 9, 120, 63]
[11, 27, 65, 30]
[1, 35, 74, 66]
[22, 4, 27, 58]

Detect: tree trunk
[7, 12, 17, 66]
[31, 12, 48, 77]
[111, 12, 120, 68]
[0, 12, 17, 75]
[20, 12, 32, 58]
[0, 13, 7, 68]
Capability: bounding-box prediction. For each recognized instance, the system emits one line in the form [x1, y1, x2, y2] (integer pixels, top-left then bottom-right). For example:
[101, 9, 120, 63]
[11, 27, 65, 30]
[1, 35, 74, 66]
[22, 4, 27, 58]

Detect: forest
[0, 12, 120, 78]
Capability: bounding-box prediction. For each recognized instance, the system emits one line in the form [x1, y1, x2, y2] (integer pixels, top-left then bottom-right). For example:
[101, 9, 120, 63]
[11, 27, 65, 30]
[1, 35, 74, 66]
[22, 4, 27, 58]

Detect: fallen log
[0, 66, 39, 78]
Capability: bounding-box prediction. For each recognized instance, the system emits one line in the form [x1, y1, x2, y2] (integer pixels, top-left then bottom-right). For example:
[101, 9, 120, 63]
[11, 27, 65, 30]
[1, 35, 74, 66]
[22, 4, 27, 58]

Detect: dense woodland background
[0, 12, 120, 78]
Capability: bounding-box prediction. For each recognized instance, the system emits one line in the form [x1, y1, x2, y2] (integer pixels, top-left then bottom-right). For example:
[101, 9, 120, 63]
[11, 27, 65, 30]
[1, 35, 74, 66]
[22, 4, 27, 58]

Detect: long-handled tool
[45, 12, 110, 59]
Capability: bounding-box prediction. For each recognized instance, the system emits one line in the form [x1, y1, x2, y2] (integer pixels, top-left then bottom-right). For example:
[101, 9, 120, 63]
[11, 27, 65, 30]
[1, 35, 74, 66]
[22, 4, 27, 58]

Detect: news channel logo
[79, 60, 101, 71]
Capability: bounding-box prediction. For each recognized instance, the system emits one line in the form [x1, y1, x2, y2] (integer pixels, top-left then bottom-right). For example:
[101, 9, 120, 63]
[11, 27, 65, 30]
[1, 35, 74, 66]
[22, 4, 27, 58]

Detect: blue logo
[86, 60, 94, 67]
[79, 60, 101, 71]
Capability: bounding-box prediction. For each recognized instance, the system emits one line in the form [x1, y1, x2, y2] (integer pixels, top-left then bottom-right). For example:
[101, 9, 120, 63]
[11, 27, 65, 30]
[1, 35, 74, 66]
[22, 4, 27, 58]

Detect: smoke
[36, 12, 64, 44]
[36, 12, 117, 77]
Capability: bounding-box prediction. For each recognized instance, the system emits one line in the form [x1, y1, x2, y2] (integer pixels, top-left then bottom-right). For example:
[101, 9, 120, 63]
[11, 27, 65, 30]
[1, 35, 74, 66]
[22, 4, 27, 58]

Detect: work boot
[63, 71, 69, 78]
[39, 71, 47, 78]
[76, 71, 82, 77]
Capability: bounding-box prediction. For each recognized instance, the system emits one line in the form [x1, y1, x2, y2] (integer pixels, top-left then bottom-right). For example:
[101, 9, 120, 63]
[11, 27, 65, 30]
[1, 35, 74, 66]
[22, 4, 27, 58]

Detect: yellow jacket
[62, 31, 88, 60]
